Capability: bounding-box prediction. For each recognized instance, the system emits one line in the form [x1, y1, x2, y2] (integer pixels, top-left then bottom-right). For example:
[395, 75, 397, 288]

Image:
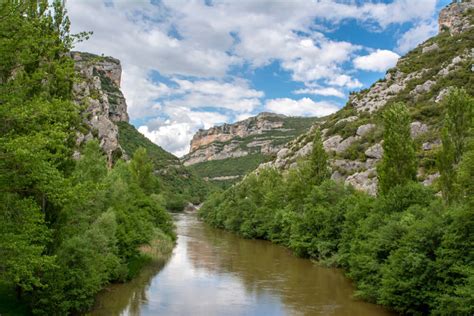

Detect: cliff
[182, 113, 317, 187]
[72, 52, 129, 163]
[258, 2, 474, 195]
[72, 52, 211, 204]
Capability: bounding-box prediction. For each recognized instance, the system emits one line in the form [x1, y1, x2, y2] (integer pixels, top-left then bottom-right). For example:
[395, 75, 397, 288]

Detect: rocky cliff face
[183, 112, 295, 166]
[258, 4, 474, 196]
[439, 1, 474, 34]
[72, 52, 129, 163]
[182, 113, 317, 186]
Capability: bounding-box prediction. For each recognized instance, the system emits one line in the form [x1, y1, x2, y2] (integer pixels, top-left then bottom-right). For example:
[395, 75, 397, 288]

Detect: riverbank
[90, 213, 392, 315]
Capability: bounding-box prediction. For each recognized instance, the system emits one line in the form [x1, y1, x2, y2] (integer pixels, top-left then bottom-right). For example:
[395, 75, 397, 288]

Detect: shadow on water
[90, 213, 394, 316]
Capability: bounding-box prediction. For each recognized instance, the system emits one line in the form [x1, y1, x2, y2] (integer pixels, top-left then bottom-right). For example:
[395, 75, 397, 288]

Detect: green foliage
[200, 127, 473, 315]
[0, 2, 176, 314]
[438, 88, 474, 204]
[377, 103, 417, 195]
[117, 121, 213, 205]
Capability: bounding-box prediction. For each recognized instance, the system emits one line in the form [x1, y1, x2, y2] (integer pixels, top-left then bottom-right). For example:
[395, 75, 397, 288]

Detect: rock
[295, 142, 313, 158]
[277, 148, 291, 159]
[345, 168, 378, 196]
[331, 170, 345, 182]
[452, 56, 463, 65]
[356, 123, 376, 137]
[435, 87, 451, 103]
[323, 135, 343, 152]
[438, 1, 474, 34]
[410, 122, 429, 138]
[72, 51, 129, 163]
[412, 80, 436, 95]
[331, 159, 365, 173]
[423, 172, 440, 187]
[336, 116, 358, 125]
[336, 136, 359, 153]
[387, 83, 404, 94]
[422, 139, 441, 151]
[365, 143, 383, 159]
[422, 43, 439, 54]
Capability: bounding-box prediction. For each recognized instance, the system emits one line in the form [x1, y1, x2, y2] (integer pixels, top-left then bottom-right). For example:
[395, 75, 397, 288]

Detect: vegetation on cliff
[0, 1, 175, 314]
[200, 90, 474, 315]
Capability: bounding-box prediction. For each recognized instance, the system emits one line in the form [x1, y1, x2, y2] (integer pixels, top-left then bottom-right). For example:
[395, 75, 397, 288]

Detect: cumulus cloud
[353, 49, 400, 72]
[265, 98, 339, 117]
[67, 0, 439, 156]
[139, 108, 229, 157]
[396, 21, 438, 54]
[294, 87, 345, 98]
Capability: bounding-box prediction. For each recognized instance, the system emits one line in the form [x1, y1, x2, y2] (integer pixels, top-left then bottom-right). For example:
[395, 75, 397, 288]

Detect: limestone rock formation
[252, 4, 473, 195]
[438, 1, 474, 34]
[72, 52, 129, 163]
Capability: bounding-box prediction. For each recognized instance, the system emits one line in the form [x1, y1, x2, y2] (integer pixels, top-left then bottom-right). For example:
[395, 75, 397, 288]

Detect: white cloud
[353, 49, 400, 72]
[396, 21, 438, 54]
[67, 0, 439, 156]
[294, 87, 345, 98]
[139, 108, 229, 157]
[327, 75, 363, 89]
[265, 98, 339, 117]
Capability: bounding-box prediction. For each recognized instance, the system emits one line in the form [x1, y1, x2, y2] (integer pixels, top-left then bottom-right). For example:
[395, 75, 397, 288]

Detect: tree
[438, 88, 473, 204]
[377, 103, 417, 195]
[308, 129, 330, 186]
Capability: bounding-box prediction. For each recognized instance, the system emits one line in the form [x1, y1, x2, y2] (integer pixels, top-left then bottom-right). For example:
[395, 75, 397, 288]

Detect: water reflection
[91, 213, 393, 316]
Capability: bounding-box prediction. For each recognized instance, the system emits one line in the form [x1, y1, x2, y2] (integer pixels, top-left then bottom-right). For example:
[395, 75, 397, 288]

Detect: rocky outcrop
[439, 1, 474, 34]
[252, 3, 474, 196]
[183, 112, 314, 166]
[72, 52, 129, 163]
[189, 112, 286, 152]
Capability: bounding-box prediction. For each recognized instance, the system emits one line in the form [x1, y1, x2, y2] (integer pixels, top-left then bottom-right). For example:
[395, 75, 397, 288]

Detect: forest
[0, 1, 176, 314]
[200, 92, 474, 315]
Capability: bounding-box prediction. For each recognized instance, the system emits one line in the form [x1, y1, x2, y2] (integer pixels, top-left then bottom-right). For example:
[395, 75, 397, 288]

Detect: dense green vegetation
[0, 2, 175, 314]
[117, 121, 212, 208]
[200, 92, 474, 315]
[187, 116, 318, 188]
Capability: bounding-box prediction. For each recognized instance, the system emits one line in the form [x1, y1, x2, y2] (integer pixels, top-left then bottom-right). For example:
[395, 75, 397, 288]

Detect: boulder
[336, 136, 359, 153]
[356, 123, 376, 137]
[323, 135, 343, 152]
[345, 168, 378, 196]
[365, 143, 383, 159]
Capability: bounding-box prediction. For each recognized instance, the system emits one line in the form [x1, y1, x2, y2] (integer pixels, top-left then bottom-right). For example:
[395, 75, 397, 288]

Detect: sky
[68, 0, 451, 157]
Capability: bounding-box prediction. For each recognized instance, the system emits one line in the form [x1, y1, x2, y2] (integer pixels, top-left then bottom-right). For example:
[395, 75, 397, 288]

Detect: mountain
[72, 52, 211, 206]
[182, 112, 318, 187]
[256, 1, 473, 195]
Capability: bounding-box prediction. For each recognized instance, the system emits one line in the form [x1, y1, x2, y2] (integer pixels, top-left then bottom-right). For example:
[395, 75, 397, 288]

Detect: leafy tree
[308, 129, 330, 185]
[438, 88, 473, 203]
[377, 103, 417, 195]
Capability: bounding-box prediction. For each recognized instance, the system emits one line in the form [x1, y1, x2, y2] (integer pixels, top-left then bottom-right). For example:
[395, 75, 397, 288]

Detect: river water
[91, 213, 393, 316]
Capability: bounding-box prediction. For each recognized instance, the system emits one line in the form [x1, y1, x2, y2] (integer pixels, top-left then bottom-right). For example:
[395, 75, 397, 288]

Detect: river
[91, 213, 393, 316]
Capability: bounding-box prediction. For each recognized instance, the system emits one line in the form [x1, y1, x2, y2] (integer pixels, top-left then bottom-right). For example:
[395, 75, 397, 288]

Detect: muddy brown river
[91, 213, 394, 315]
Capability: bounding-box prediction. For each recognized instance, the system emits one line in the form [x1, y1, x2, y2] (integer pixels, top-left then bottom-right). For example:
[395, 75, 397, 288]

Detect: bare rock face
[182, 112, 297, 166]
[189, 112, 286, 152]
[72, 52, 130, 163]
[439, 1, 474, 34]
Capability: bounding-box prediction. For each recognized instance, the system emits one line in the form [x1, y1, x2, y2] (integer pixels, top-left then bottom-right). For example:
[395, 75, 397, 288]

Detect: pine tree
[377, 103, 417, 195]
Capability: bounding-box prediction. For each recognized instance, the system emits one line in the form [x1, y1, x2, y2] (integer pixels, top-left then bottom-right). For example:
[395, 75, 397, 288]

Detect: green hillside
[117, 122, 213, 208]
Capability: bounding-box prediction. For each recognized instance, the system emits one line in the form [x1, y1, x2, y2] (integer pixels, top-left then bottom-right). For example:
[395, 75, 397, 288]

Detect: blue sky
[69, 0, 450, 156]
